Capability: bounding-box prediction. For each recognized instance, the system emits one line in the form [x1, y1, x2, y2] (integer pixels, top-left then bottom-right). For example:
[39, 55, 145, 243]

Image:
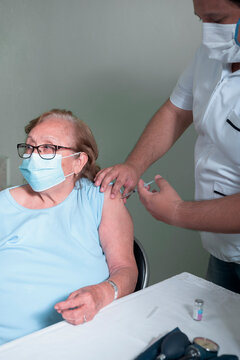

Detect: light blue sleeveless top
[0, 178, 109, 345]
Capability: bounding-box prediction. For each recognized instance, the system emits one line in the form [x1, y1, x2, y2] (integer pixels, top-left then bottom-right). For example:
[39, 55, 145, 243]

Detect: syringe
[121, 180, 155, 199]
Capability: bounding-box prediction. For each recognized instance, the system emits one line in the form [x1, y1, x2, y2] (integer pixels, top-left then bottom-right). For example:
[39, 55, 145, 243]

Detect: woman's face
[27, 116, 85, 181]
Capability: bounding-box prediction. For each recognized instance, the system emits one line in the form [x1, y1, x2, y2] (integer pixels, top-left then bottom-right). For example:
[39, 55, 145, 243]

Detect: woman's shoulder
[0, 185, 23, 198]
[0, 185, 27, 210]
[9, 185, 30, 201]
[9, 184, 27, 194]
[78, 177, 104, 199]
[0, 187, 8, 201]
[76, 178, 104, 226]
[78, 178, 122, 203]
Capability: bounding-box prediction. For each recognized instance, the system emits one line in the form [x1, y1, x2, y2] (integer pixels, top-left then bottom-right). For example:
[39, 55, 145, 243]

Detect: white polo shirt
[170, 45, 240, 263]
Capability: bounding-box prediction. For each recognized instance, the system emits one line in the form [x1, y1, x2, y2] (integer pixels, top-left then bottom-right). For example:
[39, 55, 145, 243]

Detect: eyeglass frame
[17, 143, 77, 160]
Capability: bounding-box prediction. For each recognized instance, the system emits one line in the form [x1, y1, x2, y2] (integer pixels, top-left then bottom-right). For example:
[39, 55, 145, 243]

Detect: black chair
[134, 237, 149, 291]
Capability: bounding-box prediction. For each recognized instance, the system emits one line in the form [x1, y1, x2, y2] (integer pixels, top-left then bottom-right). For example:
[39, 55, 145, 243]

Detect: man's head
[193, 0, 240, 24]
[193, 0, 240, 64]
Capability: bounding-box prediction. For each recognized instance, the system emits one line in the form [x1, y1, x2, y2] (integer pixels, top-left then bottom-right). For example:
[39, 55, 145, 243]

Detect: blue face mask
[19, 152, 81, 192]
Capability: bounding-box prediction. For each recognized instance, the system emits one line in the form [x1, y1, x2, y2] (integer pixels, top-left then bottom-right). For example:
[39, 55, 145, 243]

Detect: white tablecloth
[0, 272, 239, 359]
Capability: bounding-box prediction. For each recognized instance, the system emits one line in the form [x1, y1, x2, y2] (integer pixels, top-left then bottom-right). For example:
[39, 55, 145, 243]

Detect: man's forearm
[176, 193, 240, 233]
[125, 99, 193, 177]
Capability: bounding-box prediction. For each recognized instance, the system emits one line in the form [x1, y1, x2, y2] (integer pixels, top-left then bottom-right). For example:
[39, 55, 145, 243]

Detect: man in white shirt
[95, 0, 240, 293]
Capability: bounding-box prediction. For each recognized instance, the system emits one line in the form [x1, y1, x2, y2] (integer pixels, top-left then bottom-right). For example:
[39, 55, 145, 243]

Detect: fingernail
[100, 187, 105, 192]
[110, 194, 115, 199]
[155, 175, 162, 180]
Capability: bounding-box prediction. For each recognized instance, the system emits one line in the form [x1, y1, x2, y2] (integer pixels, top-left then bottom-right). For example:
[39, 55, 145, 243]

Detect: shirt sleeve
[170, 48, 200, 111]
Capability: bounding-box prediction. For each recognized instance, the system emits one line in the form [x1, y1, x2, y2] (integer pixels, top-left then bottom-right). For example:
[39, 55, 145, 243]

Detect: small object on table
[193, 299, 204, 321]
[156, 330, 191, 359]
[193, 337, 219, 355]
[177, 337, 219, 360]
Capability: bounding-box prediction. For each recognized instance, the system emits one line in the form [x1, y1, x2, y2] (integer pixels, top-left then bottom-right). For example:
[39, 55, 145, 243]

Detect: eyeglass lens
[18, 144, 57, 159]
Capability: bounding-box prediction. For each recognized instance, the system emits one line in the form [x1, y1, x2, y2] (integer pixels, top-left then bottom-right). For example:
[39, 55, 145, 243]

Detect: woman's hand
[94, 163, 140, 199]
[54, 284, 107, 325]
[137, 175, 183, 225]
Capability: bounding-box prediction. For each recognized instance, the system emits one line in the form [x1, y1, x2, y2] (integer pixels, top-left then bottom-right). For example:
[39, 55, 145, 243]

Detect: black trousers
[206, 254, 240, 294]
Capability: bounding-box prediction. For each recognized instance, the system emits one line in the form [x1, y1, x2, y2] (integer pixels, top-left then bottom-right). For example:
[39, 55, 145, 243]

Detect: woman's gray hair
[25, 109, 100, 182]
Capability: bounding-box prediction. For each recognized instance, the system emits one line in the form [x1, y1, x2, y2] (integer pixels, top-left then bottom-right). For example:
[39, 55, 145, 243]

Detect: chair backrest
[134, 237, 149, 292]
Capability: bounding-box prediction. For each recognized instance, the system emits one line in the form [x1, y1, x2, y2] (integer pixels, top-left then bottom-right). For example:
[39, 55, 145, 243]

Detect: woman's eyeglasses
[17, 143, 75, 160]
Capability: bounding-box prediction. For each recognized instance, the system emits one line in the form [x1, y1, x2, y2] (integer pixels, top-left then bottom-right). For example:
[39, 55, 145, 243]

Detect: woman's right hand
[94, 163, 140, 199]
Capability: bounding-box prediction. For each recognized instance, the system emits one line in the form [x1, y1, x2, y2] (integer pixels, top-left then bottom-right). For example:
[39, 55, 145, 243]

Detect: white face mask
[202, 19, 240, 63]
[19, 152, 81, 192]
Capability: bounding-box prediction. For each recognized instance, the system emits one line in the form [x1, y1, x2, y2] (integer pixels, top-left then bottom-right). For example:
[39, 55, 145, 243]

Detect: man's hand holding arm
[94, 99, 193, 198]
[95, 100, 192, 197]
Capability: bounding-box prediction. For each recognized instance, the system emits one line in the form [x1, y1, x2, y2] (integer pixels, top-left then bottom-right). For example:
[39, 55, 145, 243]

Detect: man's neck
[232, 63, 240, 72]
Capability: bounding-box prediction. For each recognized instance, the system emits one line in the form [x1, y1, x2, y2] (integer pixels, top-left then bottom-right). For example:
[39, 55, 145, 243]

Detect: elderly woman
[0, 109, 138, 345]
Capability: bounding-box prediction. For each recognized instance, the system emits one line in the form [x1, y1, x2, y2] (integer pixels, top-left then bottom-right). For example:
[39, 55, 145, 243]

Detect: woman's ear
[73, 152, 88, 174]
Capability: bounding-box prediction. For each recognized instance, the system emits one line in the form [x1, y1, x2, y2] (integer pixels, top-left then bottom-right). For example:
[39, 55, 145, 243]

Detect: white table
[0, 272, 239, 359]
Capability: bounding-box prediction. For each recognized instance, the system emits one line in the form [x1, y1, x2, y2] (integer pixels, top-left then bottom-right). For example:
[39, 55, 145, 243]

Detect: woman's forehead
[28, 117, 74, 144]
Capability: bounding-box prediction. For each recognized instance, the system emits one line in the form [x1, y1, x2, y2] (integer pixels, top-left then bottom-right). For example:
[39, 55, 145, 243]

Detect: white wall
[0, 0, 208, 284]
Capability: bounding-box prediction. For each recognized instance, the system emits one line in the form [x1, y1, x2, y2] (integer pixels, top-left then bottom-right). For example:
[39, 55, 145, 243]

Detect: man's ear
[73, 152, 88, 174]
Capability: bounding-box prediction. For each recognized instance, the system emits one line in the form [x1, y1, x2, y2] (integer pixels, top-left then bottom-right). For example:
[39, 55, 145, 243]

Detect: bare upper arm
[98, 186, 135, 273]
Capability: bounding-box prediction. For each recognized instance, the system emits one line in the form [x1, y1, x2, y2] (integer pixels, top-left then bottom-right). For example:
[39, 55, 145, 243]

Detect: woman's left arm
[54, 187, 138, 325]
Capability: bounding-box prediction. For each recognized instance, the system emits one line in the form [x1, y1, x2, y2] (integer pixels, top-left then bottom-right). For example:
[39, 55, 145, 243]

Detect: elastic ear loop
[63, 152, 82, 177]
[62, 151, 81, 159]
[234, 18, 240, 46]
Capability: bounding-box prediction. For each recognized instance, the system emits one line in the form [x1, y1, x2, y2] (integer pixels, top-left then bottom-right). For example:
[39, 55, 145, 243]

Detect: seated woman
[0, 109, 138, 345]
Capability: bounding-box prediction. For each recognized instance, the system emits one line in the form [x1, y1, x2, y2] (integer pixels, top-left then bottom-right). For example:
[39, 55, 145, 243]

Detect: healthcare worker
[95, 0, 240, 293]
